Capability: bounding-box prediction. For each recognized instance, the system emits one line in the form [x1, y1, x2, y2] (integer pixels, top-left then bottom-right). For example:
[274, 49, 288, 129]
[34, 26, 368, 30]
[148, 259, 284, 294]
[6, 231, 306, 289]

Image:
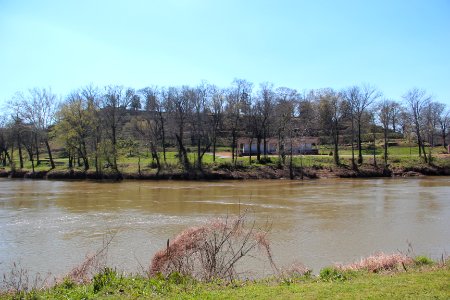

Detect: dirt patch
[214, 152, 232, 158]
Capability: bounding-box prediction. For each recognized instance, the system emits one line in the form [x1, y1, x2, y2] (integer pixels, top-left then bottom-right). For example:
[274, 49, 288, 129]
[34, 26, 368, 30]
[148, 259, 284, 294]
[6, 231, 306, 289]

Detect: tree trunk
[248, 139, 252, 164]
[256, 136, 262, 162]
[442, 129, 447, 149]
[372, 132, 377, 168]
[263, 132, 267, 158]
[3, 150, 11, 166]
[1, 150, 6, 166]
[289, 138, 294, 180]
[212, 134, 217, 162]
[384, 128, 388, 167]
[34, 133, 40, 166]
[27, 147, 35, 174]
[17, 135, 24, 169]
[80, 140, 89, 171]
[231, 130, 236, 165]
[111, 125, 118, 171]
[94, 140, 99, 176]
[45, 140, 56, 169]
[176, 134, 190, 171]
[333, 123, 340, 166]
[68, 151, 73, 169]
[357, 120, 363, 164]
[333, 136, 339, 166]
[351, 116, 357, 170]
[150, 142, 161, 175]
[197, 135, 202, 170]
[158, 112, 167, 163]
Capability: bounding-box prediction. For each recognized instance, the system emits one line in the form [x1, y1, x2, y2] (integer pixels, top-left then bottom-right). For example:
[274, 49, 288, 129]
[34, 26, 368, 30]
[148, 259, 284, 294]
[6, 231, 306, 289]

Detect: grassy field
[2, 265, 448, 299]
[1, 145, 449, 176]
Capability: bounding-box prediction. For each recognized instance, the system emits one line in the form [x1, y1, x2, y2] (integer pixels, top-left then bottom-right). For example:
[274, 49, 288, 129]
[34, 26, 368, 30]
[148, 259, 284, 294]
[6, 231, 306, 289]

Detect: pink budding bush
[335, 252, 414, 273]
[150, 212, 276, 281]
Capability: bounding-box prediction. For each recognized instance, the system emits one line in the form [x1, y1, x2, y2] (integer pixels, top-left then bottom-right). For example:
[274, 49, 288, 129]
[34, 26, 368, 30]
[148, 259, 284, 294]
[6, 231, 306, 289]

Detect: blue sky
[1, 0, 449, 106]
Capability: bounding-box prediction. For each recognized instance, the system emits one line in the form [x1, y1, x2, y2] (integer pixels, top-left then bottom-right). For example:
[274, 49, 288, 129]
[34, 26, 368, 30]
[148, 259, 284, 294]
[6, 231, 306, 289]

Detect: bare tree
[225, 79, 252, 164]
[390, 101, 403, 133]
[0, 115, 13, 167]
[275, 87, 297, 166]
[166, 86, 193, 170]
[438, 106, 449, 149]
[346, 85, 381, 165]
[377, 99, 398, 167]
[10, 88, 58, 169]
[208, 85, 225, 162]
[403, 88, 431, 163]
[424, 101, 444, 162]
[141, 86, 167, 163]
[258, 82, 275, 159]
[101, 85, 131, 172]
[191, 82, 213, 170]
[318, 89, 345, 166]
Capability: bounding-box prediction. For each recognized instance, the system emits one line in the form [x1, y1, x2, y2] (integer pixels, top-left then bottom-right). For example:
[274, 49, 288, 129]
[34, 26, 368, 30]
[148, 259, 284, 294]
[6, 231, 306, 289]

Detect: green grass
[2, 145, 449, 175]
[3, 266, 449, 299]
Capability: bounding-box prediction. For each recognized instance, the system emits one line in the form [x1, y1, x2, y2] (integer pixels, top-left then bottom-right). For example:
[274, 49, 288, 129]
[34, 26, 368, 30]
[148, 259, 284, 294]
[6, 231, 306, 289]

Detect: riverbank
[1, 163, 450, 181]
[1, 260, 449, 299]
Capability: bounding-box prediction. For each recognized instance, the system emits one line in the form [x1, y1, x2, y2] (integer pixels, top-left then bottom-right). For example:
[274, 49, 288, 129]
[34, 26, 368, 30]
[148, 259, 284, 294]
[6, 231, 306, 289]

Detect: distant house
[237, 137, 319, 156]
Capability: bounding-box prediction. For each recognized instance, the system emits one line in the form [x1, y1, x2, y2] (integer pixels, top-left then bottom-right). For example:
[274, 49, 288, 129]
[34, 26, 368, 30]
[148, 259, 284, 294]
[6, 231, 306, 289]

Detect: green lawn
[3, 266, 448, 299]
[2, 145, 449, 175]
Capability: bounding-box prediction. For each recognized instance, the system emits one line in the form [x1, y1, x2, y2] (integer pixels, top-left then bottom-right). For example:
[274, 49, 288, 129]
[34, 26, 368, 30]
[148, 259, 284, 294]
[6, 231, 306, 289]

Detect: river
[0, 177, 449, 277]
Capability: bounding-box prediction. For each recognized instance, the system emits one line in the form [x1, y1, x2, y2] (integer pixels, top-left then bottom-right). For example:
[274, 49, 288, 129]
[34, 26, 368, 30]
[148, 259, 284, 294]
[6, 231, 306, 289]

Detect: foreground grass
[3, 266, 449, 299]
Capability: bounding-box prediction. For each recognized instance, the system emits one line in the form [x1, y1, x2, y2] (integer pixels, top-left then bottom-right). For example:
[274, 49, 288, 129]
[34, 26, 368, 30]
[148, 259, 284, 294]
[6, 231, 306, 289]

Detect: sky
[1, 0, 449, 107]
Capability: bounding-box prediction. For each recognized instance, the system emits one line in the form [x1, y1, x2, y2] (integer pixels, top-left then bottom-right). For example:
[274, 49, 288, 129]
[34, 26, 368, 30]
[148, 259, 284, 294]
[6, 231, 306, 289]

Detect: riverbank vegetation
[0, 81, 449, 180]
[2, 264, 448, 299]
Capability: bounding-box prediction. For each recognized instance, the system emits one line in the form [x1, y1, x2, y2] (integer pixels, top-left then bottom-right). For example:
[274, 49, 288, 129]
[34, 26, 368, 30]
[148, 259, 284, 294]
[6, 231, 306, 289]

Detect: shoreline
[1, 164, 449, 181]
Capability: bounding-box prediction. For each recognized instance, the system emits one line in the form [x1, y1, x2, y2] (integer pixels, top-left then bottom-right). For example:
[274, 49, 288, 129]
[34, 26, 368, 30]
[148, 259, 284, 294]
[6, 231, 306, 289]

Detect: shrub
[279, 261, 311, 283]
[93, 267, 118, 293]
[335, 252, 414, 273]
[149, 211, 276, 281]
[1, 262, 51, 293]
[60, 278, 75, 290]
[319, 267, 346, 281]
[414, 256, 434, 266]
[65, 233, 115, 284]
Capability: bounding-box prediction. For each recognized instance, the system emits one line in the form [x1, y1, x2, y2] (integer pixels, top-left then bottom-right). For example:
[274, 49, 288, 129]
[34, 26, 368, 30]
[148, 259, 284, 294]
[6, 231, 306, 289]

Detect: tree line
[0, 80, 449, 175]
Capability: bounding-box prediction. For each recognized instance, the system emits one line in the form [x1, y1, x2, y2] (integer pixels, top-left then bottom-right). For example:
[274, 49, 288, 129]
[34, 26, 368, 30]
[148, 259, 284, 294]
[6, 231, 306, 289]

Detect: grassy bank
[1, 146, 449, 180]
[1, 264, 448, 299]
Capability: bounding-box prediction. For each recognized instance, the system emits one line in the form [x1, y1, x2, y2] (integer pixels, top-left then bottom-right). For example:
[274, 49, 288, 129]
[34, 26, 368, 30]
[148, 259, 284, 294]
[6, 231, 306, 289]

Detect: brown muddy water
[0, 177, 449, 277]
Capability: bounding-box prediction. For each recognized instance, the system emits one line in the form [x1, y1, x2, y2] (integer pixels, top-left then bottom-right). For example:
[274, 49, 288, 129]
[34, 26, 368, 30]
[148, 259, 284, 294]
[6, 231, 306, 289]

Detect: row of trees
[0, 80, 449, 174]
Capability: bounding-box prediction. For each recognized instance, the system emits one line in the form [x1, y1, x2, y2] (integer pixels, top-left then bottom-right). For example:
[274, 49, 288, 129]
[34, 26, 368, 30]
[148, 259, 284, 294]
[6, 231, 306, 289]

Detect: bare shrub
[1, 262, 52, 293]
[335, 252, 414, 273]
[64, 232, 115, 284]
[150, 211, 277, 281]
[279, 261, 311, 279]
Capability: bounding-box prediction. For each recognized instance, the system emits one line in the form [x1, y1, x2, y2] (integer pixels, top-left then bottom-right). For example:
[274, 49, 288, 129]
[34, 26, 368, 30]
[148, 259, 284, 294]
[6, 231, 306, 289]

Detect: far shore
[1, 163, 449, 181]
